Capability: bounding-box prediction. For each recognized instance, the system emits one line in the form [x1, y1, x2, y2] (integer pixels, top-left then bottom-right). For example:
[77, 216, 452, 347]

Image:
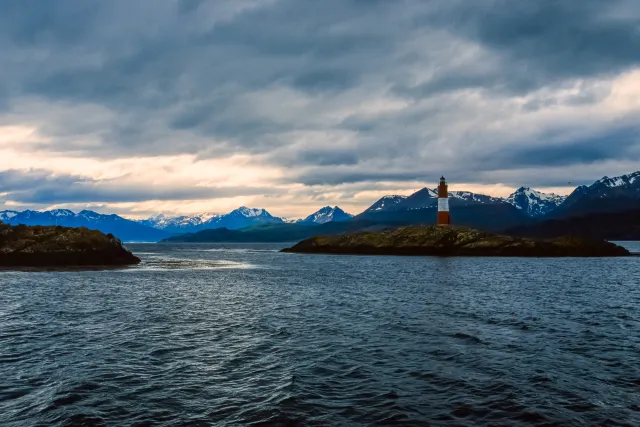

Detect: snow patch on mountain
[449, 191, 504, 204]
[49, 209, 75, 217]
[77, 210, 104, 221]
[235, 206, 268, 218]
[0, 211, 18, 221]
[281, 217, 300, 223]
[140, 212, 221, 230]
[596, 171, 640, 188]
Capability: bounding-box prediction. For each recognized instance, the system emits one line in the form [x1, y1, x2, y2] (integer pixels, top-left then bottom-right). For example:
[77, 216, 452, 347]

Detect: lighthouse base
[437, 212, 451, 226]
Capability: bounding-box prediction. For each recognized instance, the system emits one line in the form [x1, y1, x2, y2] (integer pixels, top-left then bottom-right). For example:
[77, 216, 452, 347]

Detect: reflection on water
[138, 258, 257, 271]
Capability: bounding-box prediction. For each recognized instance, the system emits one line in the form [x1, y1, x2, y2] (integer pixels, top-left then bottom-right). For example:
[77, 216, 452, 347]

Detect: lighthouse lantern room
[437, 176, 451, 226]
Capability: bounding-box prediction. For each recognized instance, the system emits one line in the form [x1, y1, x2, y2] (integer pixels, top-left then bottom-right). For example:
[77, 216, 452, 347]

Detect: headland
[0, 223, 141, 267]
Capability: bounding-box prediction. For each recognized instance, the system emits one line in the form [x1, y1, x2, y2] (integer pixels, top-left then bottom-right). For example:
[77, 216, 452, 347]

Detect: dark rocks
[281, 225, 630, 257]
[0, 223, 141, 267]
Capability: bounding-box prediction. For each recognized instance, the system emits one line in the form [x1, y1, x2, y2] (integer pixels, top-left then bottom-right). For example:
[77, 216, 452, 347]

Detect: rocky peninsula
[282, 225, 630, 257]
[0, 222, 141, 267]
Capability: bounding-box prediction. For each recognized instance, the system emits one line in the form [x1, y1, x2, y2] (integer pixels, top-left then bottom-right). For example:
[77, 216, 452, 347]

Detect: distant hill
[161, 220, 379, 243]
[0, 209, 170, 242]
[507, 209, 640, 241]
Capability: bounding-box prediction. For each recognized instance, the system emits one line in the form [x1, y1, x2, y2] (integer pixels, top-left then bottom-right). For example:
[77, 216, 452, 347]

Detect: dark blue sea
[2, 243, 640, 426]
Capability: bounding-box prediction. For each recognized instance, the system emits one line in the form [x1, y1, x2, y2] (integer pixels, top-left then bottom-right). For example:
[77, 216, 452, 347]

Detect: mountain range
[0, 209, 171, 242]
[2, 171, 639, 242]
[362, 187, 565, 217]
[138, 207, 283, 234]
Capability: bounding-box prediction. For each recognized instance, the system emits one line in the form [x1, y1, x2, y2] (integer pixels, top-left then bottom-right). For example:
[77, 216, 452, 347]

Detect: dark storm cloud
[405, 0, 640, 94]
[478, 126, 640, 170]
[0, 170, 280, 204]
[463, 0, 640, 79]
[1, 0, 640, 190]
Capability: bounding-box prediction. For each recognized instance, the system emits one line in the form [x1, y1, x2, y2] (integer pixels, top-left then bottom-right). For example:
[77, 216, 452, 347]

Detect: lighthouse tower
[437, 176, 451, 226]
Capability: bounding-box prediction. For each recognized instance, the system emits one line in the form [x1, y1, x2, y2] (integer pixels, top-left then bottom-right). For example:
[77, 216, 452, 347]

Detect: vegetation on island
[282, 225, 631, 257]
[0, 222, 141, 267]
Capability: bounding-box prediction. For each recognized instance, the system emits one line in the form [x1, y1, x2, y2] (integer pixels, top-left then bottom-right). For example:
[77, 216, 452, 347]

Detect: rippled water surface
[2, 243, 640, 426]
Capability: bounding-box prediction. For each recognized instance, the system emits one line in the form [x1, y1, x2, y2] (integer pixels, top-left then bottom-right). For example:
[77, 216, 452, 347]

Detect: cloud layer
[1, 0, 639, 217]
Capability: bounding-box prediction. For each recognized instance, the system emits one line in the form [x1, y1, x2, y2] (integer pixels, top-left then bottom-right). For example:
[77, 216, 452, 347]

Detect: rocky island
[0, 222, 141, 267]
[282, 225, 631, 257]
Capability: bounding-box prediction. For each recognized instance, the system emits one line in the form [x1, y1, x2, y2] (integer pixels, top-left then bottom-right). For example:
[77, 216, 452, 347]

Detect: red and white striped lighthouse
[437, 176, 451, 226]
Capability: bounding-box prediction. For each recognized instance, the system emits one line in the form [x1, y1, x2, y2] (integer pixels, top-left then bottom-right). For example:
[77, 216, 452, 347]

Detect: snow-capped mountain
[298, 206, 353, 224]
[138, 207, 284, 233]
[138, 213, 221, 234]
[208, 207, 283, 230]
[364, 195, 408, 213]
[574, 171, 640, 201]
[506, 187, 567, 217]
[0, 209, 170, 242]
[553, 171, 640, 217]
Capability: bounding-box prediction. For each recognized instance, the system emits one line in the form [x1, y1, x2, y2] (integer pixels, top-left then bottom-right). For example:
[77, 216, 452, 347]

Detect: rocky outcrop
[0, 223, 141, 267]
[282, 225, 630, 257]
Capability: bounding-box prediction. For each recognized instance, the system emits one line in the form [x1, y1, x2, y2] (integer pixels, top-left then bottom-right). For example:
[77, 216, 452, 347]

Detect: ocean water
[1, 243, 639, 426]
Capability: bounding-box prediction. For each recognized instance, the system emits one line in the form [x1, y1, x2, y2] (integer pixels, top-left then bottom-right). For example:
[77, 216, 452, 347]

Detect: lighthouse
[437, 176, 450, 226]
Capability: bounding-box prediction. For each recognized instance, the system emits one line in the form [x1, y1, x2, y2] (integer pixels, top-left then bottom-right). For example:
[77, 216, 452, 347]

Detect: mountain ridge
[0, 209, 170, 242]
[361, 187, 564, 216]
[550, 171, 640, 218]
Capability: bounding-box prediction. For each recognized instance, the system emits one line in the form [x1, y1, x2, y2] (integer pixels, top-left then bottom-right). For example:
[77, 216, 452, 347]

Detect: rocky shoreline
[0, 223, 140, 267]
[282, 225, 631, 257]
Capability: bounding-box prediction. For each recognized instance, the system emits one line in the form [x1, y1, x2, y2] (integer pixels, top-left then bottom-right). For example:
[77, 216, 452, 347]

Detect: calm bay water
[1, 243, 640, 426]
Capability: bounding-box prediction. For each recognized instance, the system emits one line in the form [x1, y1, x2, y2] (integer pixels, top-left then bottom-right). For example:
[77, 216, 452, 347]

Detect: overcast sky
[1, 0, 640, 218]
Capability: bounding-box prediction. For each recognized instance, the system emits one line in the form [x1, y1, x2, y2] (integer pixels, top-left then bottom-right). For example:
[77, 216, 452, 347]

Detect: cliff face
[282, 225, 630, 257]
[0, 223, 141, 267]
